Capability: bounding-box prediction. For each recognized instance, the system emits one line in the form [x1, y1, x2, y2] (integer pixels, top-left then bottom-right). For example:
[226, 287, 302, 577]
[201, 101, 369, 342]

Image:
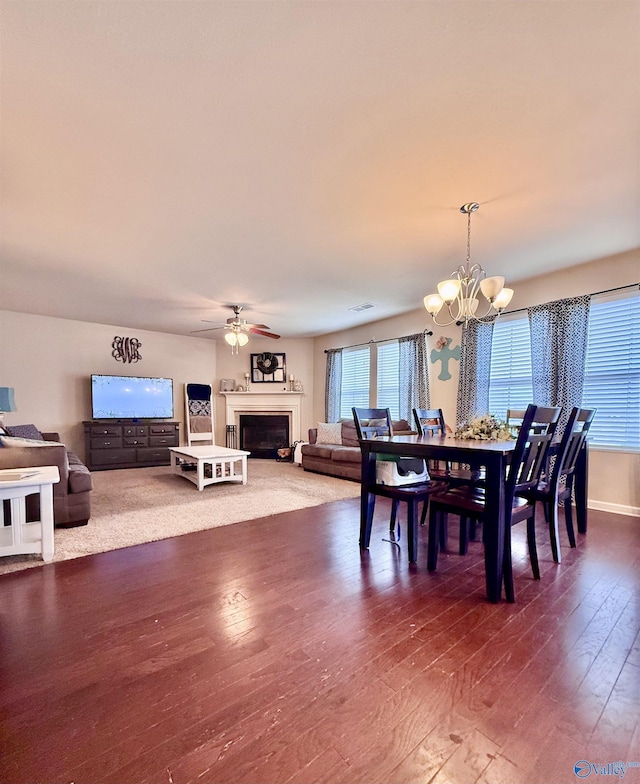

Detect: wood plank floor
[1, 496, 639, 784]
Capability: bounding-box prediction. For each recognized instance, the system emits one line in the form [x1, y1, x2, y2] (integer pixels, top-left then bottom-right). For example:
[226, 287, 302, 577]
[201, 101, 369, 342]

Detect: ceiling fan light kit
[424, 202, 514, 327]
[192, 305, 280, 353]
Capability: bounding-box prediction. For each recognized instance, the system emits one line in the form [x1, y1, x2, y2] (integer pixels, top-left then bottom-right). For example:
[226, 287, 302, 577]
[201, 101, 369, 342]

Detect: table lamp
[0, 387, 17, 426]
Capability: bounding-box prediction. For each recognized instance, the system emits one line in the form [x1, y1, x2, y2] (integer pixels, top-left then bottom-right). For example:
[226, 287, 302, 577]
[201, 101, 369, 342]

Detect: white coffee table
[0, 466, 60, 562]
[169, 445, 250, 491]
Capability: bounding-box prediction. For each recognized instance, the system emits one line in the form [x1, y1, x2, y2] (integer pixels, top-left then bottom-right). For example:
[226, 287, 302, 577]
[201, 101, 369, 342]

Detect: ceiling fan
[191, 305, 280, 353]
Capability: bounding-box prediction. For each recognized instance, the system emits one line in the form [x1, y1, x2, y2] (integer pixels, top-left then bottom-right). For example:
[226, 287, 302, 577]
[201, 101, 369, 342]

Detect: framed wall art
[250, 352, 286, 383]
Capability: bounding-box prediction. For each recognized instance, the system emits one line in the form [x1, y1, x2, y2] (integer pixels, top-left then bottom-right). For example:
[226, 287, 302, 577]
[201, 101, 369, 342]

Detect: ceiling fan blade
[246, 323, 271, 330]
[190, 326, 223, 334]
[250, 328, 280, 339]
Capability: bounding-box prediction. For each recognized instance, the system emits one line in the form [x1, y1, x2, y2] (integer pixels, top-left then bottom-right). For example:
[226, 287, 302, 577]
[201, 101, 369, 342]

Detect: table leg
[241, 456, 248, 485]
[40, 484, 55, 562]
[197, 461, 205, 491]
[482, 456, 506, 603]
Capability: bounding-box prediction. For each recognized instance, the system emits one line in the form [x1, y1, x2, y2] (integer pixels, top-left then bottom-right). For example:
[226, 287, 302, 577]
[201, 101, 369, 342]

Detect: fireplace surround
[221, 391, 303, 458]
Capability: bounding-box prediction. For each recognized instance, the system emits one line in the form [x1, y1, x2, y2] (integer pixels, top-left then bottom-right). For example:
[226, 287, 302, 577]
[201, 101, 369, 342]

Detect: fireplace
[239, 414, 290, 459]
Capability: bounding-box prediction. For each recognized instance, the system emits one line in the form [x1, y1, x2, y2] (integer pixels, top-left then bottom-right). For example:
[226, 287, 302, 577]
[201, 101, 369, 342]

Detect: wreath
[256, 352, 279, 375]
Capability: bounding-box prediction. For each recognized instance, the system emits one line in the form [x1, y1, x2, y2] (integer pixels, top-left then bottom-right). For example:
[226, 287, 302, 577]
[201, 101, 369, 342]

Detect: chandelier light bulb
[493, 287, 514, 310]
[237, 332, 249, 346]
[225, 331, 238, 346]
[424, 294, 444, 315]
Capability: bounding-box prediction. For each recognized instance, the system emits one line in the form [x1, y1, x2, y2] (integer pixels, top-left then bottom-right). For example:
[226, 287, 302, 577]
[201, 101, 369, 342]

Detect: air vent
[349, 302, 376, 313]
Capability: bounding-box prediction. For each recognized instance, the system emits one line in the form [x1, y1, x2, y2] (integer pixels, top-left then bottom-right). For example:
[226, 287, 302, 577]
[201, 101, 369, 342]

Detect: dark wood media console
[83, 421, 180, 470]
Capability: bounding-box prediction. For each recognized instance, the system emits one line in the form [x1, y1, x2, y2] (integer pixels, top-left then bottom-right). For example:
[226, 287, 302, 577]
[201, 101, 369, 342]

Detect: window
[338, 341, 401, 419]
[376, 341, 400, 419]
[339, 347, 370, 418]
[583, 291, 640, 450]
[488, 316, 533, 419]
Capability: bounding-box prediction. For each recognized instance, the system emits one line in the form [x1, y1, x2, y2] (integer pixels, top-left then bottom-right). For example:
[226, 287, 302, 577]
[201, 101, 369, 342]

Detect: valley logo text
[575, 761, 640, 778]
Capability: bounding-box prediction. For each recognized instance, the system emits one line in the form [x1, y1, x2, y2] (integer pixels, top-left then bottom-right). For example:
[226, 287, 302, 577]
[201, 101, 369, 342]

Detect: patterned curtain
[528, 295, 591, 433]
[398, 333, 430, 421]
[325, 348, 342, 422]
[456, 318, 496, 427]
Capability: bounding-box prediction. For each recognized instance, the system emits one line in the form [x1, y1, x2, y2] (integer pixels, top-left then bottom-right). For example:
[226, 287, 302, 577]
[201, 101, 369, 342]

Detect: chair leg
[503, 526, 515, 603]
[427, 505, 440, 571]
[564, 494, 577, 548]
[459, 515, 468, 555]
[548, 494, 562, 564]
[407, 499, 419, 564]
[419, 499, 429, 526]
[390, 499, 400, 533]
[527, 513, 540, 580]
[439, 512, 448, 550]
[469, 518, 478, 541]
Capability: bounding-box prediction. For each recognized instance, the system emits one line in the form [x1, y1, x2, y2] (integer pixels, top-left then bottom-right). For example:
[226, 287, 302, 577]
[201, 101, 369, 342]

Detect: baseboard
[588, 500, 640, 518]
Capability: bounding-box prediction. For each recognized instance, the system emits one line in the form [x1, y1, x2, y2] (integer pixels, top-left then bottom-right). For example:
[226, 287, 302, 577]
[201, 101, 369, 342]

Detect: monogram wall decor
[112, 336, 142, 364]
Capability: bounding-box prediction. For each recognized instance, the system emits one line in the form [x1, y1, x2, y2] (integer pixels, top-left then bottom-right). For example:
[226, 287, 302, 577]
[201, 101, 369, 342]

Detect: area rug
[0, 461, 360, 575]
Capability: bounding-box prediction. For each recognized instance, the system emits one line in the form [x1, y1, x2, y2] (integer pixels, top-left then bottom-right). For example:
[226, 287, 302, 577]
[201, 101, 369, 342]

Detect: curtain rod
[324, 328, 433, 354]
[323, 283, 638, 353]
[499, 281, 640, 318]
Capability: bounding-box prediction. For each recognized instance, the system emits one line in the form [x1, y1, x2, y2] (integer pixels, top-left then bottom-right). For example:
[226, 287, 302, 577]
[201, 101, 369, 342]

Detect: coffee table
[169, 445, 250, 491]
[0, 466, 60, 562]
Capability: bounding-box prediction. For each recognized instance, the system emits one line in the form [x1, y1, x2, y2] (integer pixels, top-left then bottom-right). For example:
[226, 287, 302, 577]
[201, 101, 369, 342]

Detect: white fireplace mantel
[221, 391, 303, 441]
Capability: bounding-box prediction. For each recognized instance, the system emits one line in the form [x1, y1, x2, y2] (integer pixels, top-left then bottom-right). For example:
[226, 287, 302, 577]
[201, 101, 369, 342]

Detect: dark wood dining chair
[353, 407, 446, 557]
[413, 407, 485, 547]
[427, 403, 562, 602]
[519, 407, 596, 563]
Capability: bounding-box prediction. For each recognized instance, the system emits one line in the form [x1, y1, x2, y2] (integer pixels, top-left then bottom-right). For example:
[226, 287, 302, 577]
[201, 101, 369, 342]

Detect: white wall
[0, 310, 216, 459]
[311, 250, 640, 515]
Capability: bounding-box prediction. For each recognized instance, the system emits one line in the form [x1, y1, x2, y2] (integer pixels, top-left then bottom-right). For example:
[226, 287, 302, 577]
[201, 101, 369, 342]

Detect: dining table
[359, 434, 518, 603]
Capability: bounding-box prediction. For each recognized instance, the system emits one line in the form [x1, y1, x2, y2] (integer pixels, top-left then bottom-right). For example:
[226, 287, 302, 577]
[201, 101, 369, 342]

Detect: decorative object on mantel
[0, 387, 17, 426]
[219, 379, 236, 392]
[430, 336, 461, 381]
[244, 372, 251, 392]
[455, 414, 515, 441]
[423, 202, 514, 327]
[251, 352, 286, 383]
[112, 336, 142, 363]
[293, 380, 303, 392]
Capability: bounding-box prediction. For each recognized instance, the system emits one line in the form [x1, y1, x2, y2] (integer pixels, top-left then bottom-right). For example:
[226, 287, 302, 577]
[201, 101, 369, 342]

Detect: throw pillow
[316, 422, 343, 445]
[0, 435, 63, 448]
[5, 424, 43, 440]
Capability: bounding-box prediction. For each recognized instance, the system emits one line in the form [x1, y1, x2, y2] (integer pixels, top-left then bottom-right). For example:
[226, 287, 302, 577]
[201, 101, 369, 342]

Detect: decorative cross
[430, 337, 460, 381]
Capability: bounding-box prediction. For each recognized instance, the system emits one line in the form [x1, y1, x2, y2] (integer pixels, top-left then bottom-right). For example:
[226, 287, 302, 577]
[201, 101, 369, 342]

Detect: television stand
[83, 421, 180, 470]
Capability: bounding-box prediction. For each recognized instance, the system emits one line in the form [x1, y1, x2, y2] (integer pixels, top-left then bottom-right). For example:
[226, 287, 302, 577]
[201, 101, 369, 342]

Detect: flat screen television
[91, 374, 174, 420]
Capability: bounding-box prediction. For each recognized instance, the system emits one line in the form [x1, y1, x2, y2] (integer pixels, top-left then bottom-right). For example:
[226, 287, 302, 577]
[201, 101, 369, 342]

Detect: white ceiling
[1, 1, 638, 340]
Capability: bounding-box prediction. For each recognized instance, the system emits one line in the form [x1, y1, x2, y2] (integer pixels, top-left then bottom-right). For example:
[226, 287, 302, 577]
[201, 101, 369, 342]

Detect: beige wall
[213, 336, 315, 444]
[311, 250, 640, 515]
[0, 310, 216, 459]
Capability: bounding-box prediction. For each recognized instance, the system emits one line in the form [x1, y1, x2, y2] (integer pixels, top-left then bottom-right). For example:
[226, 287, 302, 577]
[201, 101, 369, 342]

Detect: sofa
[0, 425, 92, 527]
[301, 418, 417, 481]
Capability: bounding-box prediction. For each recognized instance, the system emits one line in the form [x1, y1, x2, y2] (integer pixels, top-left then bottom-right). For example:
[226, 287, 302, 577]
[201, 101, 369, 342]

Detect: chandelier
[423, 202, 514, 327]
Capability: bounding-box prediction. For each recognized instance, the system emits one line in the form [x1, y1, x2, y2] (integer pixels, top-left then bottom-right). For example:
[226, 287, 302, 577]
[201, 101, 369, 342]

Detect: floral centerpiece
[455, 413, 515, 441]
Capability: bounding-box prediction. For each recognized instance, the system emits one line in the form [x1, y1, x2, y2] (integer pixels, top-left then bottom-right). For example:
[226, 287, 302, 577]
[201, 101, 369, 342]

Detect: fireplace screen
[239, 414, 290, 459]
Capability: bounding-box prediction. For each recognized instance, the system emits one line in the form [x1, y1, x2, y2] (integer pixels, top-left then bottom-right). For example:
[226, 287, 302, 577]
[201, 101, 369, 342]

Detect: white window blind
[339, 347, 370, 418]
[583, 291, 640, 450]
[377, 341, 400, 419]
[488, 317, 533, 419]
